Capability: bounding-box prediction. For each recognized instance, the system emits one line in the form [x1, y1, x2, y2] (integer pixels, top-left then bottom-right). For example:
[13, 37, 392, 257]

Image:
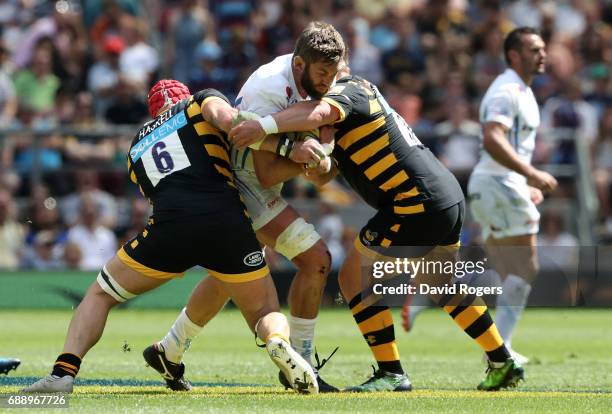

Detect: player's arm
[229, 100, 341, 149]
[483, 122, 557, 192]
[252, 150, 303, 188]
[200, 95, 237, 133]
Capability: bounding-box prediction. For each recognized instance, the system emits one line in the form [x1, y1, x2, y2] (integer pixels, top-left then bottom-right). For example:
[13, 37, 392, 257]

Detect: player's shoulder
[192, 88, 230, 105]
[488, 70, 524, 96]
[327, 76, 368, 98]
[247, 54, 293, 87]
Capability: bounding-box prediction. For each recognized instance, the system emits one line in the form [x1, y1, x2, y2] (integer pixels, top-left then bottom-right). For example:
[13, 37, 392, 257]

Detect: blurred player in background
[145, 21, 344, 392]
[21, 80, 318, 394]
[230, 65, 524, 392]
[465, 27, 557, 364]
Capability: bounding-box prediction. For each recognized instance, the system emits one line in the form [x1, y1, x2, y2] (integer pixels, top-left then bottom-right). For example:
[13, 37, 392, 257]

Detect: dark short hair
[504, 27, 541, 65]
[294, 21, 345, 65]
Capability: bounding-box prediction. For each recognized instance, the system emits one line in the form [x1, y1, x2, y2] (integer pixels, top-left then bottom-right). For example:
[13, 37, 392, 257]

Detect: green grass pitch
[1, 308, 611, 413]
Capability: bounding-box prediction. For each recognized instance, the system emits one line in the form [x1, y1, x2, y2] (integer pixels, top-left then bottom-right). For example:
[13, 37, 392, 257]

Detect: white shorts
[234, 168, 288, 231]
[467, 174, 540, 240]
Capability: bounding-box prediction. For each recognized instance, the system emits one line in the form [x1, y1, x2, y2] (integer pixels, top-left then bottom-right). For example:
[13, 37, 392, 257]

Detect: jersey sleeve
[322, 83, 361, 123]
[481, 88, 516, 129]
[235, 74, 288, 116]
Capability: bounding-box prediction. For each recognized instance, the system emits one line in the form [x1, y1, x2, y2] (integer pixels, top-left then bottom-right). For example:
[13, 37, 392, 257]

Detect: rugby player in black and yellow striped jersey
[22, 81, 319, 395]
[229, 72, 524, 392]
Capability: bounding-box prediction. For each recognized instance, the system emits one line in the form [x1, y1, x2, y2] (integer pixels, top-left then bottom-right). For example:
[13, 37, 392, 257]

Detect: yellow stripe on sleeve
[194, 121, 223, 138]
[337, 116, 386, 150]
[322, 97, 346, 122]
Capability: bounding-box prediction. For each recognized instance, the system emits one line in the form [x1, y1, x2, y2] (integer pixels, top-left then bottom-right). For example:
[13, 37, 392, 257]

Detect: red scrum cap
[147, 79, 191, 118]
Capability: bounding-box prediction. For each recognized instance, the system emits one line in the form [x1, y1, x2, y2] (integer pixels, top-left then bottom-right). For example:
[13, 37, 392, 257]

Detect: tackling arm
[200, 97, 237, 133]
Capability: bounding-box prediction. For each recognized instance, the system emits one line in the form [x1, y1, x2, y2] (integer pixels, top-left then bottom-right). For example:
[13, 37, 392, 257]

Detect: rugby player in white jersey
[406, 27, 557, 364]
[144, 22, 345, 392]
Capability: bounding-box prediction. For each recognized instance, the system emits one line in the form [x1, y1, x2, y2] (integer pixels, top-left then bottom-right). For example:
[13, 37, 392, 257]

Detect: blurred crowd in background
[0, 0, 610, 272]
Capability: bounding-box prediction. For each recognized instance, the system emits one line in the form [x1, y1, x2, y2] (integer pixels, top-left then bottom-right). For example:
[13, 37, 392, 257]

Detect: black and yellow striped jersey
[323, 76, 464, 214]
[127, 89, 241, 222]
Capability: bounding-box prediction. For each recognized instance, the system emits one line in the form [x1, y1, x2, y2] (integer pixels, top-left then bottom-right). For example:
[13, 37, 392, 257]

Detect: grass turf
[1, 308, 611, 413]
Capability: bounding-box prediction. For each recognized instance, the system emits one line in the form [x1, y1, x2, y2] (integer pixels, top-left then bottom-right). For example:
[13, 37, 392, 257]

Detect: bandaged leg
[96, 266, 136, 303]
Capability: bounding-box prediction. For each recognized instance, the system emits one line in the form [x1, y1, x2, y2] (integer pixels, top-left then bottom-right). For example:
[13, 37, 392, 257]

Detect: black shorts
[118, 211, 268, 283]
[356, 201, 464, 259]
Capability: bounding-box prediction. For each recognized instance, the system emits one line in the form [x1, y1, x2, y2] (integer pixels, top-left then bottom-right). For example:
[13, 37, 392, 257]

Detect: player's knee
[293, 242, 331, 280]
[96, 266, 137, 304]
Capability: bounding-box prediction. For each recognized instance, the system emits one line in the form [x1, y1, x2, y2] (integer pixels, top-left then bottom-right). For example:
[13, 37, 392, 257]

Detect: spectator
[66, 193, 117, 271]
[0, 189, 24, 269]
[345, 18, 383, 85]
[434, 98, 481, 183]
[90, 0, 135, 49]
[538, 210, 579, 271]
[119, 18, 159, 86]
[164, 0, 215, 83]
[541, 79, 599, 163]
[62, 241, 82, 270]
[593, 107, 612, 226]
[13, 46, 60, 126]
[60, 169, 118, 228]
[20, 229, 65, 270]
[87, 35, 124, 117]
[104, 77, 149, 125]
[189, 40, 235, 100]
[0, 41, 17, 127]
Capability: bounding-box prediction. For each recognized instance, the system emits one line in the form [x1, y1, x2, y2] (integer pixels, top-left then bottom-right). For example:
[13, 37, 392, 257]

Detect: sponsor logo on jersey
[244, 251, 264, 267]
[131, 112, 188, 161]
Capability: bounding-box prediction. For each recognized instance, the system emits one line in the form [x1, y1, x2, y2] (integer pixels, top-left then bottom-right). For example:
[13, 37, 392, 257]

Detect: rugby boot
[477, 358, 524, 391]
[278, 347, 339, 392]
[21, 375, 74, 393]
[266, 336, 318, 394]
[0, 358, 20, 375]
[143, 343, 192, 391]
[345, 366, 412, 392]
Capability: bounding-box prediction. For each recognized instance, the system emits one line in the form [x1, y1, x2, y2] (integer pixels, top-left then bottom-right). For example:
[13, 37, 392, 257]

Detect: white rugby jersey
[472, 68, 540, 183]
[231, 54, 307, 171]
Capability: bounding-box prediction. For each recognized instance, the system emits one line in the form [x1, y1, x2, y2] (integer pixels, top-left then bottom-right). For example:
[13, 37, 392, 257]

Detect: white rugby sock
[495, 274, 531, 348]
[159, 308, 203, 363]
[289, 315, 317, 366]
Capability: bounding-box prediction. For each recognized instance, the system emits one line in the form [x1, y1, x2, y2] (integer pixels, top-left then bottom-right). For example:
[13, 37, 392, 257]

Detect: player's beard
[301, 63, 325, 99]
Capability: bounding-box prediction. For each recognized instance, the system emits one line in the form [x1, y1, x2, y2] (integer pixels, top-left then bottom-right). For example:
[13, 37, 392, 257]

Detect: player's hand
[527, 168, 558, 193]
[290, 138, 326, 165]
[529, 186, 544, 205]
[303, 156, 332, 177]
[229, 119, 266, 149]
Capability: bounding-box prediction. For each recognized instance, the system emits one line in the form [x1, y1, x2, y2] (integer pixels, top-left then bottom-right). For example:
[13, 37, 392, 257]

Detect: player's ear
[293, 55, 306, 72]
